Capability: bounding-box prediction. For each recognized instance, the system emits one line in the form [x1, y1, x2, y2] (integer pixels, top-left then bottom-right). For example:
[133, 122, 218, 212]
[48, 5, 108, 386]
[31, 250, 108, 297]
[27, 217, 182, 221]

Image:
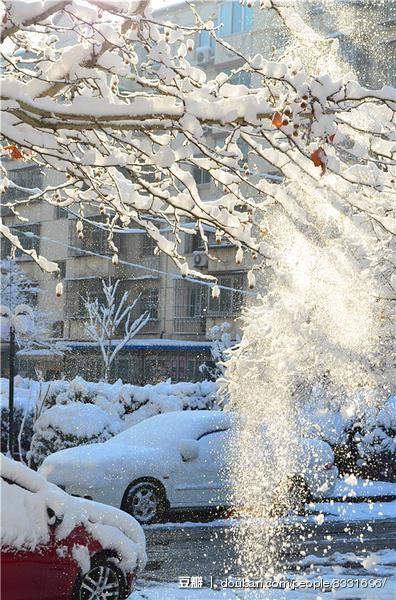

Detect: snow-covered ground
[132, 498, 396, 599]
[131, 546, 396, 599]
[311, 498, 396, 523]
[131, 552, 396, 600]
[330, 477, 396, 499]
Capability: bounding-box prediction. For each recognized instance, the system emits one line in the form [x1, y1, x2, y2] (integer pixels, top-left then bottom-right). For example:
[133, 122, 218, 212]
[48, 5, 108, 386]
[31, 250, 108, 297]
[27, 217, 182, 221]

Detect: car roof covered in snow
[108, 409, 233, 448]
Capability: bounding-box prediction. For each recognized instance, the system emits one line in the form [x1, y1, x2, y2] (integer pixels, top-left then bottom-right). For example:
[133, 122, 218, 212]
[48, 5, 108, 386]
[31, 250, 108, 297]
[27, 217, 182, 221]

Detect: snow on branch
[0, 256, 67, 354]
[84, 278, 150, 382]
[0, 0, 395, 275]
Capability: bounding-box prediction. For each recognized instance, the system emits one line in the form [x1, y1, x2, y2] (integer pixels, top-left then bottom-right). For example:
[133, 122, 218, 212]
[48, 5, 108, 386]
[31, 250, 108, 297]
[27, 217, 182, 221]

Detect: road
[138, 506, 396, 586]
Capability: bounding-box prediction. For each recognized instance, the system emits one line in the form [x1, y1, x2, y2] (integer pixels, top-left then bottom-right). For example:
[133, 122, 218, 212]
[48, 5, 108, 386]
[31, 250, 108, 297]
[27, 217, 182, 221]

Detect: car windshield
[107, 411, 233, 449]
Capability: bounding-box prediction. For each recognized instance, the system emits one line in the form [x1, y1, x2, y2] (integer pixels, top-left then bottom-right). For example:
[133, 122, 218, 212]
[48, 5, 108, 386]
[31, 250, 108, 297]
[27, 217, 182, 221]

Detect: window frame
[219, 2, 252, 38]
[207, 272, 245, 316]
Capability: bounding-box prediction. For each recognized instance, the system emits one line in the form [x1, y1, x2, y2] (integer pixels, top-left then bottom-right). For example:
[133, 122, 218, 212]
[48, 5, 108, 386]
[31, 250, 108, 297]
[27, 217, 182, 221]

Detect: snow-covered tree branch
[0, 257, 67, 354]
[84, 278, 150, 382]
[201, 322, 240, 384]
[0, 0, 394, 279]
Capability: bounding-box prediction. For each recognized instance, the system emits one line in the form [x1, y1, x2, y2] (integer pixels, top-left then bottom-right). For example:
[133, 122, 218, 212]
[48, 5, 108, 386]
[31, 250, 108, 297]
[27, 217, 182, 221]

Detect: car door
[172, 429, 233, 508]
[1, 478, 52, 600]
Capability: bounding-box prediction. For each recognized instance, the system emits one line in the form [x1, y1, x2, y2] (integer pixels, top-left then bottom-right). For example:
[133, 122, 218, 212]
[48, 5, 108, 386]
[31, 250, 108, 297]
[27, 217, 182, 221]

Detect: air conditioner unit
[195, 46, 214, 66]
[193, 250, 209, 267]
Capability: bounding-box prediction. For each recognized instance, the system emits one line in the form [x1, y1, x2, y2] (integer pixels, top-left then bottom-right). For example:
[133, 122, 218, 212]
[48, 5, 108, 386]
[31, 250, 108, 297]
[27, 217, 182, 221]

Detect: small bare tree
[84, 279, 150, 382]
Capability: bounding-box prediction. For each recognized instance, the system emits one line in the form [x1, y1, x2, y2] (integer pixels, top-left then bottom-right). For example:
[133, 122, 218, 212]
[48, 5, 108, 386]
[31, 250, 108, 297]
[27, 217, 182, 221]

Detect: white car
[40, 410, 338, 524]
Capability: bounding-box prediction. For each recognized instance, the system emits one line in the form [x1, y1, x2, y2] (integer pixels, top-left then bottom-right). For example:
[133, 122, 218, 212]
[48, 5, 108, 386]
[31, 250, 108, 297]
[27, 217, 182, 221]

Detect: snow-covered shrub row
[119, 380, 218, 427]
[302, 392, 396, 481]
[1, 376, 218, 467]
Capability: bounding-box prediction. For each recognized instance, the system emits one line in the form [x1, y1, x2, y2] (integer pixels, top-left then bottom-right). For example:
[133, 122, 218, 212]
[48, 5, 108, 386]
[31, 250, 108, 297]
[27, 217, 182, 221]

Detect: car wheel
[73, 556, 127, 600]
[122, 480, 166, 525]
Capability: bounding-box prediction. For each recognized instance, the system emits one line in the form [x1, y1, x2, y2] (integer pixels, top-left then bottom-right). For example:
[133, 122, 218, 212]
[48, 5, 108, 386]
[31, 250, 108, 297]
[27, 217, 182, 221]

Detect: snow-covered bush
[119, 380, 218, 427]
[29, 403, 120, 468]
[351, 396, 396, 480]
[302, 393, 396, 481]
[200, 323, 240, 384]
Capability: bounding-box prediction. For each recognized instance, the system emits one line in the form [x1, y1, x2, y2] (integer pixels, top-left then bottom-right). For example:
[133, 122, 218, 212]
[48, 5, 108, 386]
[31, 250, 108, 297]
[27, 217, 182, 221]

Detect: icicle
[181, 263, 188, 278]
[56, 282, 63, 297]
[236, 247, 244, 265]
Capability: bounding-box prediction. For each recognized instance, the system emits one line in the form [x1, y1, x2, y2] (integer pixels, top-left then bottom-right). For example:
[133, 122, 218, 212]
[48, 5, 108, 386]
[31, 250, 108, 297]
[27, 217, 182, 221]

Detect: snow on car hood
[40, 441, 179, 489]
[1, 455, 146, 572]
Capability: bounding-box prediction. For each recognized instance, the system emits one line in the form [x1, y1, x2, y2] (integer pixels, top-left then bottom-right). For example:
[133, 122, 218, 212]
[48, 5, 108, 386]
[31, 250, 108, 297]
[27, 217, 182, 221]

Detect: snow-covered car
[1, 455, 146, 600]
[40, 411, 338, 524]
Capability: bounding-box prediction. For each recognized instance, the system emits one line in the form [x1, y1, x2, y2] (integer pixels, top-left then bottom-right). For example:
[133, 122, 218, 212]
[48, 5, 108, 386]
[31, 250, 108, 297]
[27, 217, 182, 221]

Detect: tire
[122, 480, 166, 525]
[72, 555, 127, 600]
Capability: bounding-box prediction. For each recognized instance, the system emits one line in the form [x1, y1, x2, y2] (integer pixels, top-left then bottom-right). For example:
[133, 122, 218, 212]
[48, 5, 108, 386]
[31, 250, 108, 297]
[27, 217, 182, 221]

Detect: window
[69, 217, 115, 257]
[65, 278, 106, 317]
[140, 288, 159, 320]
[185, 232, 203, 254]
[208, 273, 245, 315]
[55, 206, 68, 219]
[207, 231, 233, 248]
[193, 165, 211, 186]
[224, 69, 251, 87]
[2, 166, 42, 203]
[141, 234, 156, 257]
[2, 224, 41, 259]
[237, 140, 249, 164]
[198, 29, 215, 49]
[219, 2, 252, 37]
[52, 321, 64, 338]
[174, 280, 207, 333]
[58, 261, 66, 279]
[53, 260, 66, 279]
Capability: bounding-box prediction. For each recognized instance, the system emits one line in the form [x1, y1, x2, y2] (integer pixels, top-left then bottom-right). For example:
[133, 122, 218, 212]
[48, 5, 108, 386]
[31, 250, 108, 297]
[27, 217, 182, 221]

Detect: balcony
[140, 318, 160, 334]
[173, 317, 206, 335]
[139, 255, 161, 271]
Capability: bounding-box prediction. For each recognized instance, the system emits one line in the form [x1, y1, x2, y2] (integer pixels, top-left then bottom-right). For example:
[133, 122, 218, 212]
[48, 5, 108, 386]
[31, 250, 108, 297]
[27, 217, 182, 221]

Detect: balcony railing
[173, 317, 206, 335]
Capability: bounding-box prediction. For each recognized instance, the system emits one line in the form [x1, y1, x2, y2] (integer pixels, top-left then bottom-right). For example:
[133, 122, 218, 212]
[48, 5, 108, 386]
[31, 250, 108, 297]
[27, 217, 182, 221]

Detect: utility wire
[12, 228, 258, 298]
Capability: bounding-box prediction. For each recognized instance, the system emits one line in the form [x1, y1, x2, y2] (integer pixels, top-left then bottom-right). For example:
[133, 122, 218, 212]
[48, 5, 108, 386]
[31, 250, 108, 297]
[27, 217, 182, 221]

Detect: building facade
[1, 1, 395, 382]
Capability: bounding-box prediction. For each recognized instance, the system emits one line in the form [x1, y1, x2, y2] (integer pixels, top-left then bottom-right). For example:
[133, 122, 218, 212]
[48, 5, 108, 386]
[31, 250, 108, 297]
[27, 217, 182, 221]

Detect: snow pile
[1, 455, 146, 573]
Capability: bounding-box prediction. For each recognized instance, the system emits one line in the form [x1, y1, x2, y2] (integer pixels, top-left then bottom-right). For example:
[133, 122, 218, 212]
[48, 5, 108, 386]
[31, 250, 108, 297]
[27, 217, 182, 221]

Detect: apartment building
[1, 0, 394, 382]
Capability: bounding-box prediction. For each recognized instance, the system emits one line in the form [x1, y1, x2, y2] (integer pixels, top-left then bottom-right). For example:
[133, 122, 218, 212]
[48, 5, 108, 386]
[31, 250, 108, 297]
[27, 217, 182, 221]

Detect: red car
[1, 455, 146, 600]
